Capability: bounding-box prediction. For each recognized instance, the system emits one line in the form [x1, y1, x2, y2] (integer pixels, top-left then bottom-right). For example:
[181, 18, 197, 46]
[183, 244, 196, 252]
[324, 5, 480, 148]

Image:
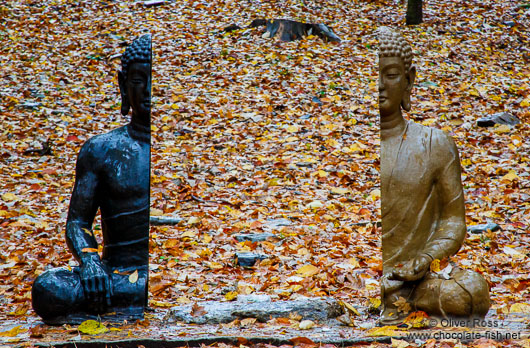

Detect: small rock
[336, 313, 354, 326]
[312, 96, 323, 106]
[502, 20, 516, 27]
[235, 252, 268, 267]
[233, 232, 275, 243]
[224, 24, 242, 33]
[296, 162, 313, 168]
[299, 319, 315, 330]
[150, 216, 183, 225]
[467, 223, 501, 234]
[143, 0, 166, 6]
[477, 112, 520, 127]
[264, 218, 291, 228]
[306, 200, 324, 209]
[19, 101, 42, 109]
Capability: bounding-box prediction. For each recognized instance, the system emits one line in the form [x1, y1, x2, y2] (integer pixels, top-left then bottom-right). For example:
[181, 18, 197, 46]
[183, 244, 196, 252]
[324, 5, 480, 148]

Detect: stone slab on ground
[168, 295, 343, 324]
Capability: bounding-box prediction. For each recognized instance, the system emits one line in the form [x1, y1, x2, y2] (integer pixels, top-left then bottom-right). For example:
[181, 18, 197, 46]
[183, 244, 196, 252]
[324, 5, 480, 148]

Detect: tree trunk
[406, 0, 423, 25]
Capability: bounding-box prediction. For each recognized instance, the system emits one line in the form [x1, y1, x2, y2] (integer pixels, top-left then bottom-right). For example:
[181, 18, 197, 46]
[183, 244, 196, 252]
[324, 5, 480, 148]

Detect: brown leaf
[191, 303, 207, 317]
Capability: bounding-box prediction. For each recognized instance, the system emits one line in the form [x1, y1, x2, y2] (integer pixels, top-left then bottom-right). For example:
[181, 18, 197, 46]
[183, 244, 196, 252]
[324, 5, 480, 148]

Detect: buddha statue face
[377, 27, 416, 119]
[123, 62, 151, 124]
[118, 34, 152, 127]
[378, 57, 415, 118]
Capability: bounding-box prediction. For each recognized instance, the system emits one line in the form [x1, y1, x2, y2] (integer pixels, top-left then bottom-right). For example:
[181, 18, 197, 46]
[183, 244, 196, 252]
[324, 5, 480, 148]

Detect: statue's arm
[65, 142, 101, 265]
[422, 134, 466, 261]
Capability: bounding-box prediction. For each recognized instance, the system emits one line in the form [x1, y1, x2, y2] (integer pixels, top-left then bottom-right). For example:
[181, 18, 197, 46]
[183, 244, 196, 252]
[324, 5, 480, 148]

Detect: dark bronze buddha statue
[32, 34, 152, 324]
[378, 27, 490, 324]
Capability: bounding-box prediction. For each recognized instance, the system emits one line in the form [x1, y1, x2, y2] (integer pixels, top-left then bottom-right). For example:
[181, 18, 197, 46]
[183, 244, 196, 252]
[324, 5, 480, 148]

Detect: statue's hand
[390, 254, 432, 282]
[79, 255, 112, 313]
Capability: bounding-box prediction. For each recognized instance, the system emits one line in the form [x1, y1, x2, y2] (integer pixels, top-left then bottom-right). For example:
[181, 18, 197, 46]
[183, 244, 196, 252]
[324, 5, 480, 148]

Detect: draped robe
[381, 121, 466, 275]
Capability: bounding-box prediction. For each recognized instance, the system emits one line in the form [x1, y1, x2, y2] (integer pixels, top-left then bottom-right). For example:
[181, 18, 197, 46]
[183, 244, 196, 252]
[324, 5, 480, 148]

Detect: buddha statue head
[118, 34, 152, 127]
[377, 27, 416, 118]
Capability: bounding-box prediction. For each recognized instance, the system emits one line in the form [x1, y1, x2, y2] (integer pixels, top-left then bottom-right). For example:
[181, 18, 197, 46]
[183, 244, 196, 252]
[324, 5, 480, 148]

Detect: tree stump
[406, 0, 423, 25]
[225, 19, 341, 43]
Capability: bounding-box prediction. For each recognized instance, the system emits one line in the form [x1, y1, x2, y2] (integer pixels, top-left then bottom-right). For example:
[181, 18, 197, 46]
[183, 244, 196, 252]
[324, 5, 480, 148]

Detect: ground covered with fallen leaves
[1, 0, 530, 346]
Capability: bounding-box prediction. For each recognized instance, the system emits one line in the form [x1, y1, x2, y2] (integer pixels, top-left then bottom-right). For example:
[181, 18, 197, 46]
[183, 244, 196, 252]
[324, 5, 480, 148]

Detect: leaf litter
[0, 0, 529, 346]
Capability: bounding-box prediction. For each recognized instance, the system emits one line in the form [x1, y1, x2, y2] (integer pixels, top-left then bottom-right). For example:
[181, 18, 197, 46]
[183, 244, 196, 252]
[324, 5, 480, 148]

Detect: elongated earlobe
[401, 66, 416, 112]
[401, 93, 411, 111]
[118, 70, 130, 116]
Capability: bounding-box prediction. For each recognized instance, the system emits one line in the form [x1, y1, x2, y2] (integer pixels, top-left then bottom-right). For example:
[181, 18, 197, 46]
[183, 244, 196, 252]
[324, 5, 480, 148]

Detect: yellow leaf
[286, 125, 299, 133]
[82, 228, 93, 237]
[81, 248, 98, 253]
[494, 124, 511, 134]
[241, 318, 257, 326]
[392, 338, 411, 348]
[315, 170, 328, 178]
[188, 216, 200, 225]
[326, 139, 339, 148]
[369, 297, 381, 309]
[268, 178, 280, 186]
[181, 230, 197, 239]
[237, 284, 254, 295]
[501, 170, 519, 182]
[342, 143, 361, 153]
[322, 214, 335, 221]
[339, 300, 360, 316]
[78, 320, 108, 335]
[0, 326, 26, 337]
[206, 262, 223, 269]
[370, 189, 380, 201]
[224, 291, 238, 301]
[150, 300, 173, 308]
[469, 89, 480, 97]
[128, 270, 138, 284]
[430, 259, 441, 273]
[296, 264, 319, 277]
[8, 304, 29, 316]
[1, 193, 17, 202]
[330, 187, 349, 195]
[290, 284, 303, 292]
[367, 325, 400, 337]
[520, 96, 530, 107]
[150, 208, 163, 216]
[510, 303, 530, 313]
[177, 296, 192, 304]
[403, 311, 430, 328]
[348, 257, 360, 268]
[203, 234, 212, 243]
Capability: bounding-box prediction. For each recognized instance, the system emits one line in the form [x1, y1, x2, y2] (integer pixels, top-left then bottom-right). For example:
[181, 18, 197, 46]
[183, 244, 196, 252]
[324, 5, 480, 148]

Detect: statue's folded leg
[109, 267, 148, 309]
[412, 269, 490, 318]
[32, 267, 85, 321]
[32, 266, 148, 324]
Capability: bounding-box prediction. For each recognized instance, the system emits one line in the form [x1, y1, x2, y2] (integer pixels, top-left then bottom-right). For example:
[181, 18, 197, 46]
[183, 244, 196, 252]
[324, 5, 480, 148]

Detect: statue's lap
[32, 265, 147, 320]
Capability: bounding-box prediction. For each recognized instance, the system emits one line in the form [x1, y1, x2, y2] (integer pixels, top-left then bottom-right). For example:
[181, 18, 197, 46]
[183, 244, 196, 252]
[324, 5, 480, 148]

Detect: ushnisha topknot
[377, 27, 413, 73]
[121, 34, 152, 78]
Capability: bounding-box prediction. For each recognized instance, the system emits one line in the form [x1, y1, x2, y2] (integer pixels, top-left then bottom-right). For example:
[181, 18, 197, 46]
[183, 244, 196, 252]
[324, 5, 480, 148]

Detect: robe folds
[381, 121, 466, 274]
